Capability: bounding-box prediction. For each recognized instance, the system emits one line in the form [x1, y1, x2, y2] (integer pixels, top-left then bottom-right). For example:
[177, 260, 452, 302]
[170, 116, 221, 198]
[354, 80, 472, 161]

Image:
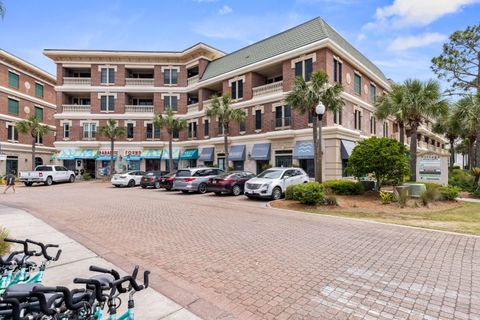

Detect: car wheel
[24, 182, 33, 187]
[128, 180, 135, 187]
[231, 185, 242, 196]
[44, 176, 53, 186]
[154, 181, 161, 189]
[69, 175, 75, 183]
[181, 190, 190, 194]
[271, 187, 282, 200]
[141, 185, 147, 189]
[214, 192, 222, 196]
[246, 195, 254, 200]
[198, 183, 208, 194]
[114, 185, 120, 188]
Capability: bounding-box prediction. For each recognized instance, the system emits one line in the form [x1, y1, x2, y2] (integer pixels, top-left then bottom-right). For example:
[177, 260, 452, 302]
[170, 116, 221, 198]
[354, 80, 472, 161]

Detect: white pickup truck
[19, 165, 76, 186]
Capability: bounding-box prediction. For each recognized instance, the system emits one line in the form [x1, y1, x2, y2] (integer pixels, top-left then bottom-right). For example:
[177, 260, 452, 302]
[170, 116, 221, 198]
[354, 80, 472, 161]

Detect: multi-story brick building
[44, 18, 448, 179]
[0, 49, 57, 175]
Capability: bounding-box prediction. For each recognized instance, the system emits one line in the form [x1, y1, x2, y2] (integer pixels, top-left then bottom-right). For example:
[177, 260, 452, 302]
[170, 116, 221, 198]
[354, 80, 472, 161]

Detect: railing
[145, 132, 161, 140]
[202, 98, 213, 109]
[63, 77, 91, 85]
[187, 103, 199, 113]
[125, 105, 154, 113]
[187, 75, 199, 86]
[62, 105, 91, 113]
[125, 78, 154, 86]
[252, 81, 283, 97]
[274, 117, 291, 129]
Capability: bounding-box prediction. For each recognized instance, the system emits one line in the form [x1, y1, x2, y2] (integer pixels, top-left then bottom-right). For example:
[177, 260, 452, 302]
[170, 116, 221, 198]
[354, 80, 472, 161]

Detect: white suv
[244, 167, 309, 200]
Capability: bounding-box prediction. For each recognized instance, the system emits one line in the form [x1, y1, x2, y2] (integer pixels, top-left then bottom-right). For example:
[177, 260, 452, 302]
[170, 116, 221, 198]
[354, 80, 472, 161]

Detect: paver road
[1, 182, 479, 320]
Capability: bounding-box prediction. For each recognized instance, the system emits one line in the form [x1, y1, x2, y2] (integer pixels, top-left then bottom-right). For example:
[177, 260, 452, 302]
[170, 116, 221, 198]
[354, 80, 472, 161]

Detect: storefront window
[145, 159, 161, 171]
[128, 160, 140, 171]
[217, 154, 226, 171]
[342, 159, 351, 177]
[275, 151, 292, 168]
[233, 161, 244, 171]
[165, 160, 179, 173]
[299, 159, 314, 178]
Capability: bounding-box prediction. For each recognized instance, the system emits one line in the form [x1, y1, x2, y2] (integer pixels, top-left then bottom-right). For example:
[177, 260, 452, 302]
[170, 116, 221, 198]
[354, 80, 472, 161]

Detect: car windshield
[176, 170, 192, 177]
[256, 170, 283, 179]
[217, 172, 236, 179]
[145, 171, 160, 176]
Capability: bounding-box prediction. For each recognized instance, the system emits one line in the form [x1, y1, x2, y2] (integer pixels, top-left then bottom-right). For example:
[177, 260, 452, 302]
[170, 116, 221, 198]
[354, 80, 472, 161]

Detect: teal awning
[97, 156, 117, 161]
[56, 149, 81, 160]
[124, 155, 142, 161]
[76, 149, 98, 159]
[180, 149, 199, 160]
[141, 149, 162, 159]
[162, 148, 180, 160]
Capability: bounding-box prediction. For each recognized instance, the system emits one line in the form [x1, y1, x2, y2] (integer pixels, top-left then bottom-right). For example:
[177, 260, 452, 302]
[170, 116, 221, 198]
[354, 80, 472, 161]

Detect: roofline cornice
[0, 49, 56, 84]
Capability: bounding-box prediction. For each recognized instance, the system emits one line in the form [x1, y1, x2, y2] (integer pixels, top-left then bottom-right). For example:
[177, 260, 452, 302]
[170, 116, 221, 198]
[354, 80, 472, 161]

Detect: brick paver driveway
[1, 182, 479, 320]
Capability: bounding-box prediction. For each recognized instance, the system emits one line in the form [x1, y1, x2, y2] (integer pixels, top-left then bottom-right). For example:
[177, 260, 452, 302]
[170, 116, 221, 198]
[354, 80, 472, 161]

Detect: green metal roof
[200, 17, 388, 83]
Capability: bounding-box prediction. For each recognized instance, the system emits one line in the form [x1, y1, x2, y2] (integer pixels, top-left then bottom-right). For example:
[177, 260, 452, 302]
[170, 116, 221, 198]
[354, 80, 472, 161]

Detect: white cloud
[365, 0, 480, 29]
[388, 32, 447, 51]
[218, 5, 232, 15]
[356, 33, 366, 41]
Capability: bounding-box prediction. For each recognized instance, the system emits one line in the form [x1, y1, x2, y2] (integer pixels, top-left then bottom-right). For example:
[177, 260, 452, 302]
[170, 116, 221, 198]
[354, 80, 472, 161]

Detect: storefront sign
[123, 150, 142, 156]
[99, 150, 119, 156]
[418, 155, 441, 182]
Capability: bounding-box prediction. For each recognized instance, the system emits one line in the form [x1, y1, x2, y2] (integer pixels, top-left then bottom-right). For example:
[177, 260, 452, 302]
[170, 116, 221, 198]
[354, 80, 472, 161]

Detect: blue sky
[0, 0, 479, 88]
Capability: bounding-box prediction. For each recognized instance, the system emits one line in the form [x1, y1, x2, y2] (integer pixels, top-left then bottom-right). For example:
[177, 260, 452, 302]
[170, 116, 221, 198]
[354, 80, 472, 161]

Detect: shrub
[322, 179, 364, 195]
[440, 185, 460, 201]
[293, 182, 325, 205]
[323, 194, 338, 206]
[472, 190, 480, 198]
[420, 184, 441, 206]
[285, 184, 299, 201]
[448, 168, 476, 192]
[82, 170, 93, 181]
[0, 228, 11, 256]
[379, 191, 396, 204]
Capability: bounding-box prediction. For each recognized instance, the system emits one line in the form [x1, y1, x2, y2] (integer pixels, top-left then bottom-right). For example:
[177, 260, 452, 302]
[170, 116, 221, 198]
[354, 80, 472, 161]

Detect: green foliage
[347, 137, 410, 190]
[420, 184, 441, 206]
[440, 186, 460, 201]
[292, 182, 325, 205]
[323, 193, 338, 206]
[83, 170, 92, 181]
[379, 191, 396, 204]
[285, 184, 298, 201]
[448, 169, 475, 192]
[0, 228, 11, 256]
[322, 179, 364, 195]
[261, 163, 272, 172]
[473, 190, 480, 198]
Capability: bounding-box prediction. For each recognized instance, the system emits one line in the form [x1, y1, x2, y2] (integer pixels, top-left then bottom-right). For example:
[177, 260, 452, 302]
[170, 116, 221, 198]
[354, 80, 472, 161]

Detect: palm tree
[453, 95, 480, 169]
[16, 116, 50, 170]
[432, 103, 462, 167]
[375, 84, 408, 145]
[0, 1, 5, 19]
[205, 93, 246, 173]
[153, 106, 187, 174]
[98, 119, 126, 176]
[286, 70, 344, 182]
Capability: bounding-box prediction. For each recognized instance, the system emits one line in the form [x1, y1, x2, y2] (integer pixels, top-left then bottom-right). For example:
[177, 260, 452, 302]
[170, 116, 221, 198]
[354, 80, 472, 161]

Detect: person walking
[3, 170, 16, 194]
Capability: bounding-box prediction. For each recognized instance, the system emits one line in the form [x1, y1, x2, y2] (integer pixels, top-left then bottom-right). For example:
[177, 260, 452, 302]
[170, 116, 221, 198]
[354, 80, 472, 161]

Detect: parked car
[158, 172, 176, 191]
[140, 171, 167, 189]
[207, 171, 256, 196]
[111, 171, 146, 187]
[19, 165, 75, 186]
[244, 167, 309, 200]
[173, 168, 223, 194]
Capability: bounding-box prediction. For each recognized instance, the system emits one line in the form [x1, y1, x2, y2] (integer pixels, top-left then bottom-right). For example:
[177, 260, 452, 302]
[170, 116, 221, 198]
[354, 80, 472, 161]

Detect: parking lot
[1, 181, 480, 320]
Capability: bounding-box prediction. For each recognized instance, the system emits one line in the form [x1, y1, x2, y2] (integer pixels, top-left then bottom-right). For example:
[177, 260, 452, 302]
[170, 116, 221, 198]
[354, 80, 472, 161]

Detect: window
[8, 98, 19, 115]
[36, 133, 43, 145]
[294, 58, 313, 81]
[188, 122, 197, 139]
[231, 79, 244, 100]
[354, 73, 362, 95]
[163, 69, 178, 85]
[308, 112, 313, 124]
[7, 125, 18, 141]
[100, 68, 115, 84]
[383, 122, 389, 137]
[82, 123, 97, 139]
[333, 58, 342, 83]
[164, 96, 178, 112]
[35, 83, 44, 98]
[146, 123, 160, 139]
[354, 109, 362, 130]
[370, 116, 377, 134]
[34, 106, 43, 121]
[370, 84, 376, 103]
[255, 110, 262, 130]
[333, 109, 342, 125]
[239, 119, 246, 132]
[127, 123, 134, 139]
[100, 95, 115, 112]
[63, 123, 70, 139]
[8, 71, 19, 88]
[173, 128, 179, 139]
[204, 119, 209, 137]
[275, 105, 291, 128]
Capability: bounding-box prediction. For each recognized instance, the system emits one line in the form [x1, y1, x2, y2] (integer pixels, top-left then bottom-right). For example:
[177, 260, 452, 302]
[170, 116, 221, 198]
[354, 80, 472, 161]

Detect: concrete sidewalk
[0, 204, 201, 320]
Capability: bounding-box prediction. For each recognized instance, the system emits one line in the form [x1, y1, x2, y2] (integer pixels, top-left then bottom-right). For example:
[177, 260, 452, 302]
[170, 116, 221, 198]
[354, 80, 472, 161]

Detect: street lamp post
[315, 102, 325, 183]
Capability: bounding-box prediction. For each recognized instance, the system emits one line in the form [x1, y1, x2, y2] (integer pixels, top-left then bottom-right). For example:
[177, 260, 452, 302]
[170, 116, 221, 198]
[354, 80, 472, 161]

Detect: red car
[206, 171, 256, 196]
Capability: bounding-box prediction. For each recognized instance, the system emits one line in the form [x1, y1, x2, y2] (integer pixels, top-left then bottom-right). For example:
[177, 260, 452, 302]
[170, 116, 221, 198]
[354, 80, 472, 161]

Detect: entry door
[6, 157, 18, 175]
[218, 157, 226, 171]
[275, 155, 292, 168]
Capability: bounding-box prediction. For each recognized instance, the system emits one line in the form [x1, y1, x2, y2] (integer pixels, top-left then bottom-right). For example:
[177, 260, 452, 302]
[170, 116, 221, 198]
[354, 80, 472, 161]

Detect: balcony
[62, 104, 91, 113]
[63, 77, 91, 86]
[125, 78, 154, 86]
[252, 81, 283, 97]
[187, 103, 199, 113]
[187, 75, 199, 86]
[125, 105, 154, 113]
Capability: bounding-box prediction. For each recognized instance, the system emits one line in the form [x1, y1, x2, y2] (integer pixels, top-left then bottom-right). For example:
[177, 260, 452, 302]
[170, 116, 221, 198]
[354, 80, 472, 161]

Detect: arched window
[35, 157, 43, 167]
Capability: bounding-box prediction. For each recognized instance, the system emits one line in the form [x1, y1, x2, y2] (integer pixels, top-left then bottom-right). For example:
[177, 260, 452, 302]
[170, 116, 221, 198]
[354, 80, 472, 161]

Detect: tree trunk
[399, 122, 405, 145]
[312, 113, 320, 182]
[31, 136, 36, 170]
[449, 137, 455, 168]
[468, 138, 474, 169]
[110, 137, 115, 176]
[169, 132, 174, 174]
[409, 125, 418, 182]
[224, 122, 229, 173]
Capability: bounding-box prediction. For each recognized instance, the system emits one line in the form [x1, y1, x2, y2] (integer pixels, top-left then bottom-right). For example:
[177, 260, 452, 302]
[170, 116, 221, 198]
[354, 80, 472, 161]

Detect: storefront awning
[250, 143, 271, 161]
[141, 149, 162, 159]
[341, 140, 356, 160]
[124, 155, 142, 161]
[198, 147, 214, 162]
[229, 145, 246, 161]
[56, 149, 81, 160]
[180, 149, 199, 160]
[293, 140, 314, 159]
[97, 156, 118, 161]
[161, 148, 180, 160]
[76, 149, 98, 159]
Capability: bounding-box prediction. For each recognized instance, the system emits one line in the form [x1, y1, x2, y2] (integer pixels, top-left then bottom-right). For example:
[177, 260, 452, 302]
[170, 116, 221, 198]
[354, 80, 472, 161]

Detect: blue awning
[124, 155, 141, 161]
[141, 149, 162, 159]
[198, 147, 214, 162]
[97, 156, 117, 161]
[229, 145, 246, 161]
[250, 143, 271, 161]
[56, 149, 81, 160]
[341, 140, 356, 160]
[76, 149, 98, 159]
[293, 140, 314, 159]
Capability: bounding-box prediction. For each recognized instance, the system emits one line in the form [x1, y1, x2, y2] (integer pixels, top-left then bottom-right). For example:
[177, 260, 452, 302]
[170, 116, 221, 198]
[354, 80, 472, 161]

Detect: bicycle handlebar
[0, 298, 22, 320]
[73, 278, 106, 303]
[111, 270, 150, 292]
[88, 265, 125, 293]
[3, 238, 36, 257]
[25, 239, 62, 261]
[33, 285, 87, 311]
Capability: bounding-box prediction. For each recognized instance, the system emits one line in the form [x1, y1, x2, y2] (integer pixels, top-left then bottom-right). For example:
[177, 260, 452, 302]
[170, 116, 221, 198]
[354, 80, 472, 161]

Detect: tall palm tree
[16, 116, 50, 170]
[432, 103, 462, 167]
[402, 79, 448, 181]
[375, 84, 408, 145]
[205, 93, 246, 173]
[453, 95, 480, 169]
[153, 106, 187, 174]
[98, 119, 126, 176]
[286, 70, 344, 182]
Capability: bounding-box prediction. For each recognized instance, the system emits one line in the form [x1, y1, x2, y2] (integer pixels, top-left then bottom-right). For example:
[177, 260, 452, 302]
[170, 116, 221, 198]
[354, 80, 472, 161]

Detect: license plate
[161, 179, 166, 183]
[213, 180, 217, 184]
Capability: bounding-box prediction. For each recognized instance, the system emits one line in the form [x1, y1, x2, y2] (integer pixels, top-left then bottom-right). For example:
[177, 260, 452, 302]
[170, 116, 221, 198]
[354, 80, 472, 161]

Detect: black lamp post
[315, 102, 325, 182]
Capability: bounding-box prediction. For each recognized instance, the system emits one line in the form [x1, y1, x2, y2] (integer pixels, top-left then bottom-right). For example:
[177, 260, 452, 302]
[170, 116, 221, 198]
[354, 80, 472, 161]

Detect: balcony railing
[187, 75, 199, 86]
[125, 78, 154, 86]
[202, 98, 213, 109]
[125, 105, 154, 113]
[274, 117, 291, 129]
[62, 105, 91, 113]
[145, 132, 161, 140]
[252, 81, 283, 97]
[63, 77, 91, 86]
[187, 102, 199, 113]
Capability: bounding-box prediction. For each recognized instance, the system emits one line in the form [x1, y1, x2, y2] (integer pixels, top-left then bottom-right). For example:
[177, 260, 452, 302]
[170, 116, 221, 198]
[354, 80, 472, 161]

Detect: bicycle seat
[4, 283, 40, 294]
[88, 274, 115, 290]
[72, 290, 94, 304]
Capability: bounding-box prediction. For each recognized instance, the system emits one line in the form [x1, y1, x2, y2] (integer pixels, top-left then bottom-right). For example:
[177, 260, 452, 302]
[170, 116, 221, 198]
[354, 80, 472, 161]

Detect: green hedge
[448, 169, 476, 192]
[285, 182, 325, 205]
[322, 179, 365, 195]
[440, 185, 460, 201]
